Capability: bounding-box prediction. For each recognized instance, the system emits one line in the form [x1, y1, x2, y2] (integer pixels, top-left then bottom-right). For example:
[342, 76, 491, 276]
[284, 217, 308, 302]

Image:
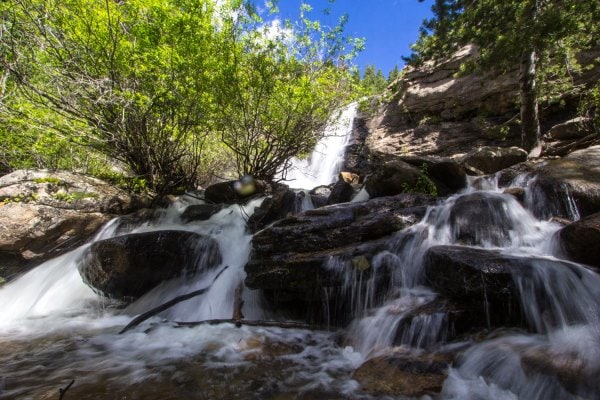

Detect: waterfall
[285, 102, 357, 189]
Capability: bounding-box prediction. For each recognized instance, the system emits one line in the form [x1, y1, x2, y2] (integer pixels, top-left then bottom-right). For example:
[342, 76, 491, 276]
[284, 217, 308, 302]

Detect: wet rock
[547, 117, 590, 140]
[365, 160, 438, 198]
[424, 245, 587, 331]
[424, 246, 524, 331]
[204, 178, 268, 204]
[559, 212, 600, 269]
[78, 230, 221, 301]
[530, 146, 600, 218]
[326, 179, 354, 205]
[309, 185, 331, 208]
[353, 351, 453, 397]
[503, 187, 526, 204]
[245, 194, 436, 323]
[521, 346, 600, 398]
[447, 192, 516, 246]
[247, 184, 301, 232]
[181, 203, 224, 223]
[460, 146, 528, 175]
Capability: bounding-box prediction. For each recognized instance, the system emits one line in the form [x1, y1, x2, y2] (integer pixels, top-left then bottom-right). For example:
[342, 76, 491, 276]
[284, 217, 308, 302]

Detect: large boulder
[529, 146, 600, 219]
[245, 194, 437, 323]
[460, 146, 528, 175]
[400, 156, 467, 194]
[203, 178, 269, 204]
[423, 246, 589, 332]
[0, 170, 144, 274]
[558, 212, 600, 269]
[365, 161, 439, 198]
[247, 184, 304, 232]
[547, 117, 591, 141]
[78, 230, 221, 301]
[447, 192, 517, 246]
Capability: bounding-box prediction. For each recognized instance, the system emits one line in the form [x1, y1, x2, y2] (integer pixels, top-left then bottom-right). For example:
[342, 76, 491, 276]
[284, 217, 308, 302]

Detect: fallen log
[174, 319, 328, 331]
[119, 266, 229, 334]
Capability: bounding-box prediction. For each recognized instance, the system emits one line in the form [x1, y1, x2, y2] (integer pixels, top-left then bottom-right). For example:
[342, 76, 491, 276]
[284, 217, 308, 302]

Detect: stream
[0, 104, 599, 399]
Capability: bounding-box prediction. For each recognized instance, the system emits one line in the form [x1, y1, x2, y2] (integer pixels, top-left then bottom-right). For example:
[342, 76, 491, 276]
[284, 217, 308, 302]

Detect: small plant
[52, 191, 98, 202]
[33, 177, 63, 185]
[401, 164, 438, 196]
[1, 193, 39, 204]
[418, 114, 442, 126]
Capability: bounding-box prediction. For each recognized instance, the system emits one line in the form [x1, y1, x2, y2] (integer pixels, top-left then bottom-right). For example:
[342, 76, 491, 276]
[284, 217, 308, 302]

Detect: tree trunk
[519, 48, 541, 155]
[519, 0, 541, 156]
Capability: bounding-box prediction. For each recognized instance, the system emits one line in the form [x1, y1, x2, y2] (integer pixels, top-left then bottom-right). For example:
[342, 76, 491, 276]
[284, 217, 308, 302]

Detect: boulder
[78, 230, 221, 301]
[365, 160, 439, 198]
[247, 184, 302, 232]
[529, 146, 600, 219]
[423, 245, 587, 331]
[204, 178, 268, 204]
[326, 179, 354, 205]
[447, 192, 517, 246]
[0, 170, 144, 274]
[547, 117, 590, 140]
[559, 212, 600, 269]
[460, 146, 528, 175]
[309, 185, 331, 208]
[181, 203, 224, 223]
[353, 351, 453, 397]
[245, 194, 436, 323]
[400, 155, 467, 194]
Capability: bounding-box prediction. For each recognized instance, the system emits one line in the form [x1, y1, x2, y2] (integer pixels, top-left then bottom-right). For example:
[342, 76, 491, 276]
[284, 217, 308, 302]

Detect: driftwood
[175, 319, 327, 331]
[58, 380, 74, 400]
[119, 266, 229, 334]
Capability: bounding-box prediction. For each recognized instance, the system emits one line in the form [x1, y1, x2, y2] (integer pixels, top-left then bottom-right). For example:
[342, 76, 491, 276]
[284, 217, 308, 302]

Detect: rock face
[460, 146, 528, 175]
[559, 212, 600, 269]
[529, 146, 600, 218]
[398, 46, 519, 121]
[0, 170, 144, 274]
[245, 194, 436, 322]
[78, 230, 221, 301]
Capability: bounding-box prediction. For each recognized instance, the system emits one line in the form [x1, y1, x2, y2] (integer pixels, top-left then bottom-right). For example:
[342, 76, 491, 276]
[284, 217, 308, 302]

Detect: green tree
[212, 1, 361, 181]
[3, 0, 220, 193]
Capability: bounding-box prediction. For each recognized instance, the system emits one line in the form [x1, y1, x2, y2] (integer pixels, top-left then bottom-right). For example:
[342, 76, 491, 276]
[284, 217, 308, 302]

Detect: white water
[285, 102, 358, 189]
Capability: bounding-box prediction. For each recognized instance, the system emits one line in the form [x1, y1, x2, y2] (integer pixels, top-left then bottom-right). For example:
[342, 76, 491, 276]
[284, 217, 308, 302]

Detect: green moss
[52, 191, 99, 202]
[33, 177, 63, 184]
[1, 193, 39, 204]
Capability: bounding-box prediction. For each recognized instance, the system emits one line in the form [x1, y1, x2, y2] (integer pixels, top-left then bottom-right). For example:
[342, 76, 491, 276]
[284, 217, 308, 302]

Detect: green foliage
[33, 177, 63, 184]
[212, 1, 360, 181]
[52, 191, 98, 202]
[2, 0, 362, 189]
[401, 164, 438, 196]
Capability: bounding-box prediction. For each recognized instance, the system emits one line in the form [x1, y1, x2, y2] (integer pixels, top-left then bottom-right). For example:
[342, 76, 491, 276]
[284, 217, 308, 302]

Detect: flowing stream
[1, 121, 599, 398]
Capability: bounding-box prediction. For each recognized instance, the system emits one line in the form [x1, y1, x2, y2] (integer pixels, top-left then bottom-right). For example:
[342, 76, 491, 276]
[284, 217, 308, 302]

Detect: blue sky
[271, 0, 433, 77]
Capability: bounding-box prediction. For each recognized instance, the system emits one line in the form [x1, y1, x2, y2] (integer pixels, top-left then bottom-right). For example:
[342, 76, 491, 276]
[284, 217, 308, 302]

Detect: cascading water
[285, 102, 358, 190]
[1, 151, 599, 398]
